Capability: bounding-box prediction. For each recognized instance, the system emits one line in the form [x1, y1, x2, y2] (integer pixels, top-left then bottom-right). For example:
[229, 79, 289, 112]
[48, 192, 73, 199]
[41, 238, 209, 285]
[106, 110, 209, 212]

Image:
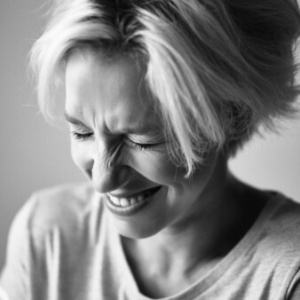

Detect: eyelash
[125, 138, 158, 150]
[71, 132, 161, 150]
[71, 132, 93, 141]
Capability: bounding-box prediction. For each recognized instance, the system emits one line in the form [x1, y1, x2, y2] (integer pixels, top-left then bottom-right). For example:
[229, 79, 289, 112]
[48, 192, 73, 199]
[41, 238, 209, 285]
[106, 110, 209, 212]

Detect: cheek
[129, 150, 185, 185]
[133, 151, 219, 198]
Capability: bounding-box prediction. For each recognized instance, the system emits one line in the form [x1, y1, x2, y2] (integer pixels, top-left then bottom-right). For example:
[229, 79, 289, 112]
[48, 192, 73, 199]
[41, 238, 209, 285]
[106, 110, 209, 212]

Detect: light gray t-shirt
[1, 182, 300, 300]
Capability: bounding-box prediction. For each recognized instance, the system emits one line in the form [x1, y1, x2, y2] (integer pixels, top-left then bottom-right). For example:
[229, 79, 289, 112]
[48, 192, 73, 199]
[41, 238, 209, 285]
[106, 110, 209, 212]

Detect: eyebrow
[64, 112, 89, 127]
[64, 111, 161, 135]
[124, 126, 160, 136]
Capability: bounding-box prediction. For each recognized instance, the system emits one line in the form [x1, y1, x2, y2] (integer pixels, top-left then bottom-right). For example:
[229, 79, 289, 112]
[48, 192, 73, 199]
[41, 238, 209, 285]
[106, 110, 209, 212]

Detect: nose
[91, 161, 129, 194]
[90, 141, 129, 194]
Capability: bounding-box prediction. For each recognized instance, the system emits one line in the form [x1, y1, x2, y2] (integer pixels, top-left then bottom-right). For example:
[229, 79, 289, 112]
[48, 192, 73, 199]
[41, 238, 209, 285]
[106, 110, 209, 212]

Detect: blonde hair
[30, 0, 300, 175]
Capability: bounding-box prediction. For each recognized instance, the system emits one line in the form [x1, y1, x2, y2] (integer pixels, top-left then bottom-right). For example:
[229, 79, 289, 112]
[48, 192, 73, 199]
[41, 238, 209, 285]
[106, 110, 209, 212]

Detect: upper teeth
[108, 189, 154, 208]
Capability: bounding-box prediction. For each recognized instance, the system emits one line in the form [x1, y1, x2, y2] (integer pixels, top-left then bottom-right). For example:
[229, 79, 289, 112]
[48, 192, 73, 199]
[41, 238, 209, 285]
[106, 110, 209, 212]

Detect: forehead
[65, 50, 144, 103]
[64, 50, 162, 134]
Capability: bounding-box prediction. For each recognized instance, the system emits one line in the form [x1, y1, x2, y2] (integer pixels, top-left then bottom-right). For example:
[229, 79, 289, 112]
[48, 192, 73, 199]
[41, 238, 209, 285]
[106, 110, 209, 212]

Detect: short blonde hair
[30, 0, 300, 175]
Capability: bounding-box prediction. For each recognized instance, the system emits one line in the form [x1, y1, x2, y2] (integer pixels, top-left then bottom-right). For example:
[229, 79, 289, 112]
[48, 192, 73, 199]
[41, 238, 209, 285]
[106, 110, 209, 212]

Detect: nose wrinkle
[92, 140, 126, 193]
[97, 140, 123, 170]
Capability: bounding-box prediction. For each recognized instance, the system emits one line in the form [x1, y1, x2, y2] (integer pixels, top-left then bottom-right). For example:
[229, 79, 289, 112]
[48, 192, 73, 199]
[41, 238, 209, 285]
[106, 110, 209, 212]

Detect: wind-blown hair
[30, 0, 300, 175]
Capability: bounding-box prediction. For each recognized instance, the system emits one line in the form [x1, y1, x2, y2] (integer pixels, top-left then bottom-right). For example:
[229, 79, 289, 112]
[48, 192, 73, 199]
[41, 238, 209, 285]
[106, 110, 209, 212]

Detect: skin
[64, 49, 268, 298]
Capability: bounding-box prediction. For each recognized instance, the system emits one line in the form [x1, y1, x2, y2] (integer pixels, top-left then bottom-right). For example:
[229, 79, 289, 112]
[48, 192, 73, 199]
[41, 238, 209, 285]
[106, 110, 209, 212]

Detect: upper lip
[108, 186, 161, 199]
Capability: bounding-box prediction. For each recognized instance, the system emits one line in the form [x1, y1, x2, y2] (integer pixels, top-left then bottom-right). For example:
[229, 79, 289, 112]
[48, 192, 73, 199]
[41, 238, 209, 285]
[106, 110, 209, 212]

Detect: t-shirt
[1, 182, 300, 300]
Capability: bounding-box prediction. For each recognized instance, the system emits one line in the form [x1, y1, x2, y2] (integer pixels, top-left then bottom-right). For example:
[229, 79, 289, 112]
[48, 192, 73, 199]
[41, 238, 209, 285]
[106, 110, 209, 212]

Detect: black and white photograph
[1, 1, 300, 299]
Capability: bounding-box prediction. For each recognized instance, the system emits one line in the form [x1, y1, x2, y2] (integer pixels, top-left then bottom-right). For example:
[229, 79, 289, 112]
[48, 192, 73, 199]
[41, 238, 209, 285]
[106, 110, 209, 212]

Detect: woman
[1, 0, 300, 299]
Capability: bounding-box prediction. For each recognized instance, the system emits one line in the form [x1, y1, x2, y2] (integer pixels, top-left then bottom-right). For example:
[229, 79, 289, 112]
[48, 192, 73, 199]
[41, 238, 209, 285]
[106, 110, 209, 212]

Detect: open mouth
[105, 186, 162, 216]
[108, 186, 162, 208]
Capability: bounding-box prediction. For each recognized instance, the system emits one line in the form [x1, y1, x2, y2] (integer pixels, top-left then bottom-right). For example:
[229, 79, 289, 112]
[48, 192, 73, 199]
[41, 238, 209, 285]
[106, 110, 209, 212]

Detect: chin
[113, 217, 165, 240]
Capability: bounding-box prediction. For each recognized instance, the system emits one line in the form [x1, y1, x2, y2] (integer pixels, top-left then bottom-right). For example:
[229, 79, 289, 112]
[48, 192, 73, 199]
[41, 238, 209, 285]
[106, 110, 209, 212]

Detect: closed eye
[71, 131, 94, 141]
[125, 138, 163, 150]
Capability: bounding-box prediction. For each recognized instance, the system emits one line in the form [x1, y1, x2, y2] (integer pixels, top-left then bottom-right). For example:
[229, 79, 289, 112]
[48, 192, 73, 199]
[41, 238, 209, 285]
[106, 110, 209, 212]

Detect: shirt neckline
[108, 192, 285, 300]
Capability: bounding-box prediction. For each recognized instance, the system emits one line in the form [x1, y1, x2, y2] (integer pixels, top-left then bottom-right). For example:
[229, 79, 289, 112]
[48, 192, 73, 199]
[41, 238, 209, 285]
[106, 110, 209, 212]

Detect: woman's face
[65, 50, 224, 239]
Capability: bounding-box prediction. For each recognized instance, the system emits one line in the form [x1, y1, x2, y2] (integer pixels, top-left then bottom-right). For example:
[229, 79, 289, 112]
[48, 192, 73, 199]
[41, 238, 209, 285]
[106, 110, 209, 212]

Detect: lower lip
[105, 187, 162, 217]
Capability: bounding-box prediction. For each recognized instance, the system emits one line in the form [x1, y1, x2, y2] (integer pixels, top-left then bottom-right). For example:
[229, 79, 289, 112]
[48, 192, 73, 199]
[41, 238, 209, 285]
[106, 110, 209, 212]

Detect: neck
[121, 158, 268, 298]
[123, 160, 244, 273]
[124, 175, 266, 269]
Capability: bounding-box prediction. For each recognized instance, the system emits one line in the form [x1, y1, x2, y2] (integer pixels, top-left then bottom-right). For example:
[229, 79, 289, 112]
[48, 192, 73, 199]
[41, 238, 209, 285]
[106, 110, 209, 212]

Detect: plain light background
[1, 0, 300, 270]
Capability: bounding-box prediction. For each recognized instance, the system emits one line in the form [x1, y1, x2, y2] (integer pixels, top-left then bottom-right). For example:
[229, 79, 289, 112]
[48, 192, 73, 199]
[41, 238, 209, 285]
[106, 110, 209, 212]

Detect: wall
[0, 1, 84, 269]
[1, 0, 300, 270]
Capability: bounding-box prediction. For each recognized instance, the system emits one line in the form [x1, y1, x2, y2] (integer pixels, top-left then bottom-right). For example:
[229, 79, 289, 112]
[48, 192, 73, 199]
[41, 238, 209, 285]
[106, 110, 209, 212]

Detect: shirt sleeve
[0, 196, 46, 300]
